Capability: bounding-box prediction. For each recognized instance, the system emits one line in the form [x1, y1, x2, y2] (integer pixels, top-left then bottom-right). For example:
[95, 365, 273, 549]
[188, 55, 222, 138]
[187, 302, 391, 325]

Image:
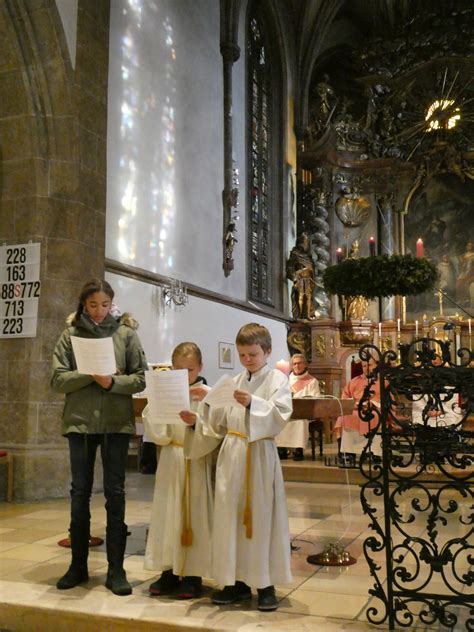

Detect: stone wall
[0, 0, 110, 501]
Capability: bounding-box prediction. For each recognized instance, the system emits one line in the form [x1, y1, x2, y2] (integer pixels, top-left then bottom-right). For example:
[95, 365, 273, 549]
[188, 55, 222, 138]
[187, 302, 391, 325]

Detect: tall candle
[369, 236, 376, 257]
[397, 318, 400, 333]
[336, 247, 343, 264]
[469, 319, 472, 335]
[378, 322, 382, 339]
[416, 238, 424, 258]
[415, 320, 419, 337]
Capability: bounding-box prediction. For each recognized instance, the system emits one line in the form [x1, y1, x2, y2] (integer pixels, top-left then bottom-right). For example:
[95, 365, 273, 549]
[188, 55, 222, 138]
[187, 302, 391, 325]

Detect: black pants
[68, 433, 130, 530]
[140, 441, 157, 473]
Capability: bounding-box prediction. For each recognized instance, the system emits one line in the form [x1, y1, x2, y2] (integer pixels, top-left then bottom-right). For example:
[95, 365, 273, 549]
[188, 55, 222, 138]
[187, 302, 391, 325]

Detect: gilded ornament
[335, 187, 370, 228]
[312, 333, 326, 357]
[345, 295, 369, 320]
[287, 330, 311, 359]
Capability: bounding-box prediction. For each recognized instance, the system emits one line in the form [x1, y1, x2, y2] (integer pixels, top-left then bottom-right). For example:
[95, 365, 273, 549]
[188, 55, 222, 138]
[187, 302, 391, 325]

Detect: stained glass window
[247, 7, 278, 306]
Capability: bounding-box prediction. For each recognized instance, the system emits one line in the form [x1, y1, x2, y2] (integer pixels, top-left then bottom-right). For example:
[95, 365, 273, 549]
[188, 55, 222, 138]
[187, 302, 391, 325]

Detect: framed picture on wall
[218, 342, 234, 369]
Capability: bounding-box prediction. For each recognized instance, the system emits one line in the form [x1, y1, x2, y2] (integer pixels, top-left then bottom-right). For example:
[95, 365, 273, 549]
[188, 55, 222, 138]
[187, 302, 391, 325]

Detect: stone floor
[0, 466, 471, 631]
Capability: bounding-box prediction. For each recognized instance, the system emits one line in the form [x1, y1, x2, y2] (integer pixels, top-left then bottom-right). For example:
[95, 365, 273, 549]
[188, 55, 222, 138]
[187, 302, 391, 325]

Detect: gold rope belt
[166, 442, 192, 551]
[181, 459, 192, 548]
[226, 429, 273, 539]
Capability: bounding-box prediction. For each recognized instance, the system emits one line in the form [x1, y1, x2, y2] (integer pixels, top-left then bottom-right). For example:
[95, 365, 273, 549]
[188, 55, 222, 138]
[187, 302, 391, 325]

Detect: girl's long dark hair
[74, 279, 114, 323]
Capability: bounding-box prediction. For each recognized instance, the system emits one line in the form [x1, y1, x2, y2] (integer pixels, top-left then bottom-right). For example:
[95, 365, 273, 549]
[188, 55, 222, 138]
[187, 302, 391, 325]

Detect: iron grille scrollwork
[356, 339, 473, 630]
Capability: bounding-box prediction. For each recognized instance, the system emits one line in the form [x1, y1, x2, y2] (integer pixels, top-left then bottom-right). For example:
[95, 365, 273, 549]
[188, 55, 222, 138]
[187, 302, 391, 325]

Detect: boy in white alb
[194, 323, 293, 611]
[143, 343, 220, 599]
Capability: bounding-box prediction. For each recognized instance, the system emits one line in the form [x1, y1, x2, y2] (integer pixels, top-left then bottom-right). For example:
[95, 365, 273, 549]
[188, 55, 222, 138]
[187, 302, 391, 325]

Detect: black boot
[57, 524, 89, 590]
[293, 448, 304, 461]
[105, 524, 132, 596]
[257, 585, 278, 611]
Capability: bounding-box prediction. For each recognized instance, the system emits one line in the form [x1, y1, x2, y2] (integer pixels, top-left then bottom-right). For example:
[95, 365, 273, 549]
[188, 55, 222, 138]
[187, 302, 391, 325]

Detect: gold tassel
[243, 443, 253, 539]
[181, 459, 193, 547]
[181, 528, 193, 547]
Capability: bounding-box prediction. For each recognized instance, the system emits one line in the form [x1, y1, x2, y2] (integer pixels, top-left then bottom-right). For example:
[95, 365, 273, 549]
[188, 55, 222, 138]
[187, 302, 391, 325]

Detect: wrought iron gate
[356, 339, 473, 630]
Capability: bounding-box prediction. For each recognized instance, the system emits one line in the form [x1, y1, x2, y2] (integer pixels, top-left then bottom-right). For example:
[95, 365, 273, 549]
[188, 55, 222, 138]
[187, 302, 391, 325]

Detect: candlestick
[455, 332, 461, 365]
[336, 247, 343, 264]
[415, 320, 419, 337]
[416, 238, 424, 258]
[369, 236, 376, 257]
[438, 290, 444, 316]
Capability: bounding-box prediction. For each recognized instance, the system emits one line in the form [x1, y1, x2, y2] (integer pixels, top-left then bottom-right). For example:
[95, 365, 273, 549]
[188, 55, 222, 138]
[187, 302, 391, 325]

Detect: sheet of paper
[202, 374, 244, 409]
[145, 369, 190, 424]
[71, 336, 117, 375]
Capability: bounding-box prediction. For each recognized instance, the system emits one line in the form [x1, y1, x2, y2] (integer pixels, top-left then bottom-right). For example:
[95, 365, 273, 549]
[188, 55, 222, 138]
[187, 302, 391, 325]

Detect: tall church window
[247, 3, 282, 307]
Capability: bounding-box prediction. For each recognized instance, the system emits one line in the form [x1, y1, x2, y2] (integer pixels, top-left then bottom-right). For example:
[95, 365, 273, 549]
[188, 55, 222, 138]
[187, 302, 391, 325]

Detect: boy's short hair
[236, 323, 272, 352]
[172, 342, 202, 365]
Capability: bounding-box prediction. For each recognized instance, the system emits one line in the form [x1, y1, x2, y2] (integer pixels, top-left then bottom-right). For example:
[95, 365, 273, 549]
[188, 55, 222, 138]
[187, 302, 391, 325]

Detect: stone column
[0, 0, 110, 501]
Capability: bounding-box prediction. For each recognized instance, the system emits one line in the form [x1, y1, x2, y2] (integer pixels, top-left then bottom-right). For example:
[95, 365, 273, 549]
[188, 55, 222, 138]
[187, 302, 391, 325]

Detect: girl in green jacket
[52, 278, 147, 595]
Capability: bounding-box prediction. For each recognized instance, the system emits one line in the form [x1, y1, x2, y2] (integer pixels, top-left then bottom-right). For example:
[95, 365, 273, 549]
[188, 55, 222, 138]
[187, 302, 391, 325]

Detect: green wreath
[323, 254, 438, 300]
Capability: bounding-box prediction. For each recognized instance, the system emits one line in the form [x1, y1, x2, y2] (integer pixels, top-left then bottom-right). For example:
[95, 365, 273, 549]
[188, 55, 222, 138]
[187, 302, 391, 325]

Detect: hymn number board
[0, 243, 41, 338]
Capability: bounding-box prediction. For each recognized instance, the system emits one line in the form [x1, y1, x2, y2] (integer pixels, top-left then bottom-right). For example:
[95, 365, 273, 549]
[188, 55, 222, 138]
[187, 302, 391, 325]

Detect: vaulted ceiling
[287, 0, 473, 131]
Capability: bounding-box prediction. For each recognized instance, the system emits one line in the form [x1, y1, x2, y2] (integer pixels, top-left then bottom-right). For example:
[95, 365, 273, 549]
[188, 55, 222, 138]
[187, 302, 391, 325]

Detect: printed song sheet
[202, 374, 244, 409]
[71, 336, 117, 375]
[145, 369, 190, 424]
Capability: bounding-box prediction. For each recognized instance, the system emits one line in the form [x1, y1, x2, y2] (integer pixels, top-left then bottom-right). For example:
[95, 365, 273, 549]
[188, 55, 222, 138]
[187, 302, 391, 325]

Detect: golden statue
[344, 239, 369, 320]
[346, 295, 369, 320]
[287, 232, 317, 320]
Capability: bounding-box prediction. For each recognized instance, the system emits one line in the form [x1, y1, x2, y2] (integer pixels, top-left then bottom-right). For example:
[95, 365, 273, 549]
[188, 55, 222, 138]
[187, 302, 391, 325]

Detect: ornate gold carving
[318, 379, 326, 395]
[313, 333, 326, 357]
[335, 186, 370, 227]
[345, 295, 369, 320]
[340, 323, 373, 347]
[287, 329, 311, 359]
[380, 336, 393, 353]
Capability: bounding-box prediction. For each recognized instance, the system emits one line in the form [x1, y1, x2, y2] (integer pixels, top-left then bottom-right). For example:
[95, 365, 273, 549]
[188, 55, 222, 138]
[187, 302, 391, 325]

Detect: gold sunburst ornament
[425, 99, 461, 132]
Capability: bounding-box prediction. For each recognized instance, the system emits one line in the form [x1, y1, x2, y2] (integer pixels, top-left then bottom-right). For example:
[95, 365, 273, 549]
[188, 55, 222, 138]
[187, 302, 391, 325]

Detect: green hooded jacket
[51, 312, 148, 435]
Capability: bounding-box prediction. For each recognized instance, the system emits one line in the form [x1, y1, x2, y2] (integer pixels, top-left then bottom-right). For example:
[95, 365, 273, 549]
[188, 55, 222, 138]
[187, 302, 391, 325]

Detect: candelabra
[162, 278, 188, 310]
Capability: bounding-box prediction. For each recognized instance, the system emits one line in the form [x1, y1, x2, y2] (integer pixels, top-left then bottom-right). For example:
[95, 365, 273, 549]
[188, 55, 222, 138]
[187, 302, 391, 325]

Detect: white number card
[0, 243, 41, 338]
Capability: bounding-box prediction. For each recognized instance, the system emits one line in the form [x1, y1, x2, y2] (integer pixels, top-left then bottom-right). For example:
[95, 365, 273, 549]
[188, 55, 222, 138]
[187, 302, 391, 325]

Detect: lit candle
[416, 238, 424, 258]
[378, 322, 382, 339]
[336, 247, 343, 263]
[369, 236, 376, 257]
[397, 318, 400, 333]
[469, 319, 472, 335]
[415, 320, 419, 337]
